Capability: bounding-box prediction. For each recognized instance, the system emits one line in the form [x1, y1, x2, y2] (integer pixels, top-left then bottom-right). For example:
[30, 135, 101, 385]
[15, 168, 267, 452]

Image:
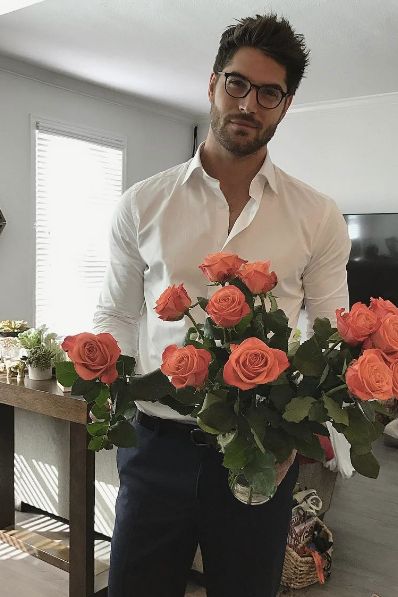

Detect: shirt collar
[181, 141, 278, 200]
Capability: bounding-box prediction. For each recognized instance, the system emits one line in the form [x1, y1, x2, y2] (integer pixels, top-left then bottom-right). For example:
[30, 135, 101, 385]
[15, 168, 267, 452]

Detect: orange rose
[391, 360, 398, 398]
[336, 303, 379, 345]
[223, 337, 290, 390]
[369, 297, 398, 319]
[61, 332, 120, 384]
[236, 261, 277, 294]
[160, 344, 212, 389]
[154, 284, 191, 321]
[345, 348, 393, 401]
[369, 314, 398, 354]
[205, 285, 251, 328]
[199, 252, 247, 283]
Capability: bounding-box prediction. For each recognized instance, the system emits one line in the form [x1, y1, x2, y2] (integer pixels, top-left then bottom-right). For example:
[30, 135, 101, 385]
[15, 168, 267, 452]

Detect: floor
[0, 436, 396, 597]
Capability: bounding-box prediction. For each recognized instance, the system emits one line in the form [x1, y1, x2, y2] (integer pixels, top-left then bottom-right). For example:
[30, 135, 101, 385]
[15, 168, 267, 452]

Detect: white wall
[198, 93, 398, 215]
[0, 58, 193, 324]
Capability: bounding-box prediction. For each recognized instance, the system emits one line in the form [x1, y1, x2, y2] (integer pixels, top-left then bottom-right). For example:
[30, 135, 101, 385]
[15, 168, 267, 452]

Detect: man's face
[208, 47, 293, 157]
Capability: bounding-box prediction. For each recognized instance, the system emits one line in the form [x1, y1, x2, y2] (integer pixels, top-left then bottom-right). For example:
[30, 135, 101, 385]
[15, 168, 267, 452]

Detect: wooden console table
[0, 374, 108, 597]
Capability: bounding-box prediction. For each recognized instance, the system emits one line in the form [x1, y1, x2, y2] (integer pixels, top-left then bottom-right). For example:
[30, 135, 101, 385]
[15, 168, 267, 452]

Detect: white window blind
[35, 122, 124, 337]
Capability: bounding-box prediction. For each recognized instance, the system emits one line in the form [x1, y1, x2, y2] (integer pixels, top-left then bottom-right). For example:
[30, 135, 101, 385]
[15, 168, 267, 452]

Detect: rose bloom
[199, 252, 247, 283]
[369, 313, 398, 354]
[160, 344, 212, 389]
[61, 332, 120, 384]
[390, 360, 398, 398]
[205, 285, 251, 328]
[154, 283, 191, 321]
[236, 261, 278, 295]
[223, 337, 290, 390]
[336, 303, 379, 345]
[369, 297, 398, 319]
[345, 348, 393, 401]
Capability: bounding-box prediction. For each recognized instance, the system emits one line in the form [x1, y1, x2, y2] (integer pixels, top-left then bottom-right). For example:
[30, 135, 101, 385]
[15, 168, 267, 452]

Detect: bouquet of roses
[56, 252, 397, 505]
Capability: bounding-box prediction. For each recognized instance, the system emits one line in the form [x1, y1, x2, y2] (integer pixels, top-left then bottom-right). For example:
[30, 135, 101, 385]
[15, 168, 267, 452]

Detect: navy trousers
[108, 413, 299, 597]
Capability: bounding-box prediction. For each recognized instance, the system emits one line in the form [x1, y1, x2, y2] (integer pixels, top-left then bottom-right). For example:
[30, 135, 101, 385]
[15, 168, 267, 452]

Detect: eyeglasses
[217, 71, 289, 109]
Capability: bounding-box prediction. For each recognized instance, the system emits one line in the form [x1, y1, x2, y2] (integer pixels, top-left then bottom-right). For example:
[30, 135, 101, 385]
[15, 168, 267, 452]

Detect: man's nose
[238, 86, 258, 113]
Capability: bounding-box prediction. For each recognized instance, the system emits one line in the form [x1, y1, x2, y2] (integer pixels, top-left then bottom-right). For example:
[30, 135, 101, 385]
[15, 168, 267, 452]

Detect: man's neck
[200, 130, 267, 189]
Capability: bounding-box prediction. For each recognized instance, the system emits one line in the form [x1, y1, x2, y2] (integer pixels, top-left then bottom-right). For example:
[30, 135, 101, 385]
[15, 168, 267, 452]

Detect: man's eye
[228, 78, 247, 88]
[260, 87, 280, 99]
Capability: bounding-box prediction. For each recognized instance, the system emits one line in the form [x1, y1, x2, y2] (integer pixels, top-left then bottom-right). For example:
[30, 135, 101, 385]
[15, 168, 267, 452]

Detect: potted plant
[26, 345, 55, 380]
[18, 325, 65, 380]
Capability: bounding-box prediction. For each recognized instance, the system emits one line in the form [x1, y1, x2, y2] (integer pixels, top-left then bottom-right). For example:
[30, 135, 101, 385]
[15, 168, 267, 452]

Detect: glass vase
[228, 472, 277, 506]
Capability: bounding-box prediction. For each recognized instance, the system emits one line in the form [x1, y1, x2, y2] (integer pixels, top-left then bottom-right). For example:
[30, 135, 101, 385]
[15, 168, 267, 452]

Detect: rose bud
[205, 285, 251, 328]
[160, 344, 212, 389]
[154, 284, 191, 321]
[199, 252, 247, 283]
[369, 313, 398, 354]
[223, 337, 289, 390]
[236, 261, 277, 294]
[61, 332, 120, 384]
[336, 303, 379, 346]
[345, 349, 394, 401]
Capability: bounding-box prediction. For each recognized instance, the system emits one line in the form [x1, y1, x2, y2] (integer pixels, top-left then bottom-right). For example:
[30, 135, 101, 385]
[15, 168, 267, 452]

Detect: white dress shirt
[93, 143, 351, 422]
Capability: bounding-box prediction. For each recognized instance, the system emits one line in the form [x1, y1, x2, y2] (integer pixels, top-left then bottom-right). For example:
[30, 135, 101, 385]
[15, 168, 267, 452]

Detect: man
[93, 13, 351, 597]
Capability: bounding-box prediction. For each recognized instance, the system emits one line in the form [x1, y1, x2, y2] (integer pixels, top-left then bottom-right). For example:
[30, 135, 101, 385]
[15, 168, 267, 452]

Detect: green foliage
[26, 345, 55, 369]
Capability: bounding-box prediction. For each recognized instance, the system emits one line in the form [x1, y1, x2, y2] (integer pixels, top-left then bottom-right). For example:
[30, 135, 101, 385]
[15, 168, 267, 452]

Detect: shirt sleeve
[92, 187, 146, 357]
[302, 199, 351, 338]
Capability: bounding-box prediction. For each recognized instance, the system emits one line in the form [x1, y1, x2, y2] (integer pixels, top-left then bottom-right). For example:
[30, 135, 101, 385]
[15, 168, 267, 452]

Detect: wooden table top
[0, 373, 87, 424]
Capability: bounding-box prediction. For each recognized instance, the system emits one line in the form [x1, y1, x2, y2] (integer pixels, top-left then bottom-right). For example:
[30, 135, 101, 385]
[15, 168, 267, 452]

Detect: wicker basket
[281, 517, 333, 590]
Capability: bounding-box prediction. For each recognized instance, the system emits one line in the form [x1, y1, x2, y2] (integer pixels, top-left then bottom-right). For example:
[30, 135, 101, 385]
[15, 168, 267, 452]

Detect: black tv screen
[343, 213, 398, 307]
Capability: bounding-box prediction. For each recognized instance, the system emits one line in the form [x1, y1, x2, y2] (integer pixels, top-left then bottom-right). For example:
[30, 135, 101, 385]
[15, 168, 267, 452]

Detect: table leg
[69, 421, 95, 597]
[0, 404, 15, 529]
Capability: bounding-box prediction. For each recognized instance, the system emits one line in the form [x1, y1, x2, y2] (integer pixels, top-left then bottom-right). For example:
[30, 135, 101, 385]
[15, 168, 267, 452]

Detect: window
[35, 120, 124, 337]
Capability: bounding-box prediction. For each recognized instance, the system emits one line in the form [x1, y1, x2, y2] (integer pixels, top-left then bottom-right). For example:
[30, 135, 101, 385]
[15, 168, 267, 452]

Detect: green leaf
[95, 385, 111, 407]
[283, 396, 316, 423]
[197, 391, 237, 433]
[317, 364, 330, 388]
[357, 400, 376, 423]
[313, 318, 334, 349]
[265, 309, 290, 336]
[90, 402, 111, 421]
[204, 317, 224, 341]
[295, 434, 325, 462]
[268, 293, 278, 312]
[228, 277, 255, 309]
[184, 326, 198, 344]
[269, 383, 295, 412]
[72, 378, 101, 401]
[222, 429, 253, 470]
[128, 368, 175, 401]
[87, 421, 109, 437]
[174, 387, 201, 405]
[293, 336, 325, 377]
[350, 449, 380, 478]
[197, 297, 209, 310]
[158, 394, 195, 416]
[308, 401, 329, 423]
[372, 401, 395, 420]
[234, 311, 253, 335]
[288, 340, 300, 358]
[116, 354, 136, 377]
[323, 394, 349, 425]
[262, 428, 295, 463]
[252, 312, 266, 341]
[88, 435, 107, 451]
[107, 419, 138, 448]
[55, 361, 78, 387]
[343, 406, 384, 454]
[243, 449, 276, 496]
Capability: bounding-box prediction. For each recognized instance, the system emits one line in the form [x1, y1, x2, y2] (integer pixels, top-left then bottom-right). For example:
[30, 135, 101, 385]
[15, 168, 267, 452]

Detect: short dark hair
[213, 13, 310, 95]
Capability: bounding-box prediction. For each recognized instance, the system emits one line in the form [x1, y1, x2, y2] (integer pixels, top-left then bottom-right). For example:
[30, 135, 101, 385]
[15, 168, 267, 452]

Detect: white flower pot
[28, 365, 53, 380]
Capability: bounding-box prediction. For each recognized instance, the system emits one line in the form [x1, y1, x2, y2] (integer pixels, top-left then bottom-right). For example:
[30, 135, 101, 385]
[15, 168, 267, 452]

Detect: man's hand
[275, 449, 297, 486]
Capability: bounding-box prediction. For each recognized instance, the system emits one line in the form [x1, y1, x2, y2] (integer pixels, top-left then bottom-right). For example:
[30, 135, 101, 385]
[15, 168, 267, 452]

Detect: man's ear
[208, 73, 217, 102]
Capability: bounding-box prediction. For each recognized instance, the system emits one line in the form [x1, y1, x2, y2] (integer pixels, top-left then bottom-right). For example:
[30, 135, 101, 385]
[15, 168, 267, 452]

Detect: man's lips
[229, 120, 259, 129]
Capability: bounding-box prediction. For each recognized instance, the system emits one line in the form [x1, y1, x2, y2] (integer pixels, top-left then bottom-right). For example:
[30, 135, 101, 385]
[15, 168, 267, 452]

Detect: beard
[210, 103, 278, 157]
